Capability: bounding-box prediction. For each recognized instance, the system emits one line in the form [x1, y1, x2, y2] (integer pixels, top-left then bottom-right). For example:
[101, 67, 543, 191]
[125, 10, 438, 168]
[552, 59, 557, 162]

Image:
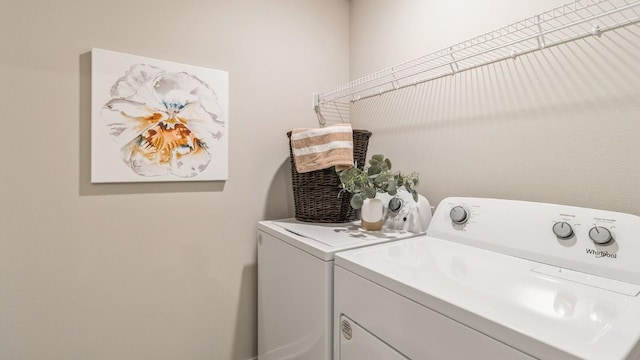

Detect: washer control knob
[388, 197, 403, 212]
[450, 206, 469, 225]
[552, 222, 574, 239]
[589, 226, 613, 245]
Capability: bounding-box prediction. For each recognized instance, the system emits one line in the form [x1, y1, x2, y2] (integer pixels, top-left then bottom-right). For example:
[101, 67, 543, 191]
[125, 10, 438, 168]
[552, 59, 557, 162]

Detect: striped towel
[290, 123, 354, 173]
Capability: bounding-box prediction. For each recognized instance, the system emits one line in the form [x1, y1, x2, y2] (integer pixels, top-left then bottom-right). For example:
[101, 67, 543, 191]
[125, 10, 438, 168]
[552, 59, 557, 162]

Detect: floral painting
[91, 48, 228, 183]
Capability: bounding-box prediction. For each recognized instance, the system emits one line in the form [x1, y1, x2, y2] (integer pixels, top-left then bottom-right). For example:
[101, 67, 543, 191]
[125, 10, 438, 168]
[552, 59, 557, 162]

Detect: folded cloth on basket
[290, 123, 354, 173]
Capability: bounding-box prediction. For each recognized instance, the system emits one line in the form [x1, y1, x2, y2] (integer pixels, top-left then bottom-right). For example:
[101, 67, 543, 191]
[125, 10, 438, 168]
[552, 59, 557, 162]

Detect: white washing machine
[334, 197, 640, 359]
[257, 218, 422, 360]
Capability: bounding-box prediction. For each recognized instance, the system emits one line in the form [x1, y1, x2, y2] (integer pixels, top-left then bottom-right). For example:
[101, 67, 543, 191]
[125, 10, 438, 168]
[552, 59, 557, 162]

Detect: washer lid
[335, 236, 640, 360]
[258, 219, 421, 261]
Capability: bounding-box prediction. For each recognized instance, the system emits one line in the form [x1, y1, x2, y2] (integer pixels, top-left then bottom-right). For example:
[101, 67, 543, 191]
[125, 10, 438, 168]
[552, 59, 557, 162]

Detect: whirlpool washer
[334, 197, 640, 359]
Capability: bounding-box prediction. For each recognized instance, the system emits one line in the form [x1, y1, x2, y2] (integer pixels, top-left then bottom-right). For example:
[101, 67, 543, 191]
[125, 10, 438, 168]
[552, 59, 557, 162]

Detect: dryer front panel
[334, 266, 536, 360]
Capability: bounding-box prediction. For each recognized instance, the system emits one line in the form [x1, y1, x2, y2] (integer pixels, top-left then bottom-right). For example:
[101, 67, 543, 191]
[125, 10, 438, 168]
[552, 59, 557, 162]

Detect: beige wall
[0, 1, 349, 359]
[349, 0, 640, 216]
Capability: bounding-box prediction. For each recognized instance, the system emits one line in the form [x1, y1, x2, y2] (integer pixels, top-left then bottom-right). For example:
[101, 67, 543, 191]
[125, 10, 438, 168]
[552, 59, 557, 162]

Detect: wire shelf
[314, 0, 640, 110]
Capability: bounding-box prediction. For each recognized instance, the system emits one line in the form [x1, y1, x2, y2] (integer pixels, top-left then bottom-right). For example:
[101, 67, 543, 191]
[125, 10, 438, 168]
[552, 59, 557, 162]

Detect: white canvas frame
[91, 48, 229, 183]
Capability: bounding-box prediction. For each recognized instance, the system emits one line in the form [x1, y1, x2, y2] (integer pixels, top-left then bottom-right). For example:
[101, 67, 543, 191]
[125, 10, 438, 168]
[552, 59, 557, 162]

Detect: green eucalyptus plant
[338, 154, 420, 210]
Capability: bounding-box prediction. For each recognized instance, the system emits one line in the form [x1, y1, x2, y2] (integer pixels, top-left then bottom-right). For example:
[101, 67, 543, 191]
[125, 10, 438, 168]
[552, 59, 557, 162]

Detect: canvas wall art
[91, 48, 229, 183]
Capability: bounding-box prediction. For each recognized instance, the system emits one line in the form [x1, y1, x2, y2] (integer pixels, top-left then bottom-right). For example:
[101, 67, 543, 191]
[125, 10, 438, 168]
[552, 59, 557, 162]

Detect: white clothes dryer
[257, 219, 421, 360]
[334, 197, 640, 359]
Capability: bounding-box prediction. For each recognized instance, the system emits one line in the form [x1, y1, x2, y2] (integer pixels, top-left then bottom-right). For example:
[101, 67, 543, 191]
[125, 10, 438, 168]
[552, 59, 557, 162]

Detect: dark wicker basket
[287, 129, 372, 223]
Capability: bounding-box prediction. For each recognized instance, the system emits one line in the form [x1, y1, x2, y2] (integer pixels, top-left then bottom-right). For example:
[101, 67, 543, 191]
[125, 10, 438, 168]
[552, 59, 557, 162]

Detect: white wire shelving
[313, 0, 640, 117]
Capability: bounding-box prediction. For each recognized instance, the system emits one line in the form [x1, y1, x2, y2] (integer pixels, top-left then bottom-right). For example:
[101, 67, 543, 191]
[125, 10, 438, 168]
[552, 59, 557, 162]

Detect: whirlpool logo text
[586, 248, 617, 259]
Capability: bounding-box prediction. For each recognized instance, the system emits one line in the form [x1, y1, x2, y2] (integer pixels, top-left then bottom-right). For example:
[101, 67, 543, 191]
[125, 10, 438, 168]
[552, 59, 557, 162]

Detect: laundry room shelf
[313, 0, 640, 112]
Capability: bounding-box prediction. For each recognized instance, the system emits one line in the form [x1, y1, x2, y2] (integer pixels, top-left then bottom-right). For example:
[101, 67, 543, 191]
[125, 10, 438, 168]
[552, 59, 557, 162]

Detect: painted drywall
[0, 0, 349, 359]
[349, 0, 640, 216]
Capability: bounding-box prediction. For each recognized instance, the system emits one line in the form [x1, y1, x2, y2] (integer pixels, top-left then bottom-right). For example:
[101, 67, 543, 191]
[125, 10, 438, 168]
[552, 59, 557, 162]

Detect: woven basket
[287, 129, 372, 223]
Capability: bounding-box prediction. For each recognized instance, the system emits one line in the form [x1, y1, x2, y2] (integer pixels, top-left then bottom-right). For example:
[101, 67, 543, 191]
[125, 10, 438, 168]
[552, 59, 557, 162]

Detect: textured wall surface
[349, 0, 640, 216]
[0, 1, 349, 359]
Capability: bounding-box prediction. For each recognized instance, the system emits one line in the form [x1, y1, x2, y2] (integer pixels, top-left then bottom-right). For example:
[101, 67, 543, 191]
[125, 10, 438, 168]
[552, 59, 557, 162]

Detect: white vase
[361, 198, 384, 231]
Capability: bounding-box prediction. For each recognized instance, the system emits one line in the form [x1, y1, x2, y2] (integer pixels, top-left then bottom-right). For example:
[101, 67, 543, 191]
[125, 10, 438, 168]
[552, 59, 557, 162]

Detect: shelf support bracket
[449, 47, 459, 75]
[390, 67, 400, 90]
[536, 15, 546, 49]
[313, 93, 320, 110]
[314, 102, 326, 127]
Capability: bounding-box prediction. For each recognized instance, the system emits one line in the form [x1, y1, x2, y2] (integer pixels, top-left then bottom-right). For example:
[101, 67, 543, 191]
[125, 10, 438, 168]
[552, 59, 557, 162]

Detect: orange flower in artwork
[101, 64, 224, 177]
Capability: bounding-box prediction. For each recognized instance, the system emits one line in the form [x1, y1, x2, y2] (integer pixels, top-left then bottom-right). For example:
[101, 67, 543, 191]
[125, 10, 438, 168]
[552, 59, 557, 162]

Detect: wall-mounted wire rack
[313, 0, 640, 117]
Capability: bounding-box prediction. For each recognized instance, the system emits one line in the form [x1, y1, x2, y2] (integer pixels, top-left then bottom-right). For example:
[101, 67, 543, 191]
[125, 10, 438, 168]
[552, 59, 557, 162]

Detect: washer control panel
[428, 197, 640, 286]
